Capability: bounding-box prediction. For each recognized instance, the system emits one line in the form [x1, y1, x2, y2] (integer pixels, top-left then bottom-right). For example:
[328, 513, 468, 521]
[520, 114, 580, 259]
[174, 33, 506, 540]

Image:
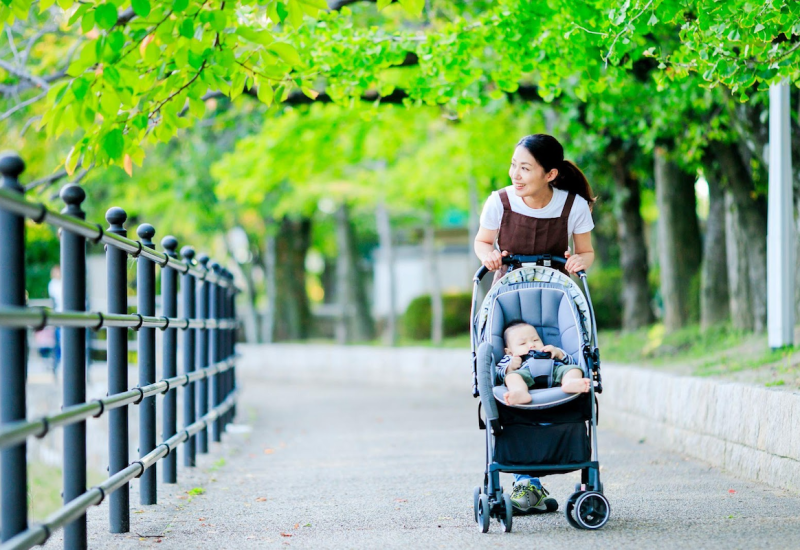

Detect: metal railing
[0, 153, 240, 549]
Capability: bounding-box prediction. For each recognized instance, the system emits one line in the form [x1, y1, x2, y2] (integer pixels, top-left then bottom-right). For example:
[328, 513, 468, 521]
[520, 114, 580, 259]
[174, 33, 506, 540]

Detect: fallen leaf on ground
[264, 449, 275, 455]
[293, 523, 299, 529]
[394, 498, 407, 503]
[256, 497, 267, 502]
[198, 518, 205, 521]
[280, 533, 293, 537]
[729, 489, 737, 494]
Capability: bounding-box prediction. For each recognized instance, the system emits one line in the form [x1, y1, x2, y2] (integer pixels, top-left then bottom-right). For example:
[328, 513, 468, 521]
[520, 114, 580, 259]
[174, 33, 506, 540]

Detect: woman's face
[508, 146, 557, 198]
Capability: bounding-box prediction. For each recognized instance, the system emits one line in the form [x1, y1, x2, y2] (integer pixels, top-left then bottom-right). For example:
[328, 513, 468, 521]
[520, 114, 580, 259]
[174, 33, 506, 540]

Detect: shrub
[403, 292, 473, 340]
[586, 267, 623, 330]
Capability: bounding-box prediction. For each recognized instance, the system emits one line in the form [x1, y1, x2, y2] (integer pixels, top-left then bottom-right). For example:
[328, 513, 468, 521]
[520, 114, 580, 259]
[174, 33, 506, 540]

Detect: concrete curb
[239, 344, 800, 492]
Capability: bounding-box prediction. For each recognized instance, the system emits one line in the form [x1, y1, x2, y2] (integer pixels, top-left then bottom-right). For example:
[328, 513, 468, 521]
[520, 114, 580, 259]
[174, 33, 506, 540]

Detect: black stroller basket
[469, 255, 609, 533]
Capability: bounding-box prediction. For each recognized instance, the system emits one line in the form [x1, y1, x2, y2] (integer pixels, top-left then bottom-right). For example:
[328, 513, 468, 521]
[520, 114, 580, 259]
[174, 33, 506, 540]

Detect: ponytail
[554, 160, 596, 211]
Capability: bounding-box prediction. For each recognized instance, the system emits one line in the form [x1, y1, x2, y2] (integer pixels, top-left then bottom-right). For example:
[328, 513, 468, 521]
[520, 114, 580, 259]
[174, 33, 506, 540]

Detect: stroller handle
[473, 254, 586, 282]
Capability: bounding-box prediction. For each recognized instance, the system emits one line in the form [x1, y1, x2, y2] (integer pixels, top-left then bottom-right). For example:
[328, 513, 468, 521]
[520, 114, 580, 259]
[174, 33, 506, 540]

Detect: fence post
[161, 236, 179, 482]
[210, 262, 222, 442]
[0, 152, 27, 542]
[137, 224, 157, 505]
[181, 246, 197, 467]
[61, 184, 88, 549]
[196, 254, 210, 454]
[224, 270, 234, 426]
[230, 282, 237, 422]
[106, 207, 130, 533]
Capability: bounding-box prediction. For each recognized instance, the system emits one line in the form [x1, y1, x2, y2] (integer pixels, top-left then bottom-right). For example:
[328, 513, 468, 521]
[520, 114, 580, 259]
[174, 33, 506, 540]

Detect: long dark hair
[516, 134, 596, 210]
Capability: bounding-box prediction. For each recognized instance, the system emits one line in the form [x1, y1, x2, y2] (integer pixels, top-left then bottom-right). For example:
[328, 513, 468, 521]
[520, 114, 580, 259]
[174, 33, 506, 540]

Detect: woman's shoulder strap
[498, 188, 512, 211]
[559, 191, 576, 220]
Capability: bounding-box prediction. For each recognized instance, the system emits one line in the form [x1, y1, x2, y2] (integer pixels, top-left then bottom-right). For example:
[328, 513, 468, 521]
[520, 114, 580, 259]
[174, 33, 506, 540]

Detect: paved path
[46, 361, 800, 549]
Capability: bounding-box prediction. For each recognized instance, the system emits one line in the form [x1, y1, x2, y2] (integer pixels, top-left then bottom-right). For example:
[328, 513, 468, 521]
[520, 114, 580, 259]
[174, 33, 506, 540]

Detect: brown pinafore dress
[491, 188, 576, 285]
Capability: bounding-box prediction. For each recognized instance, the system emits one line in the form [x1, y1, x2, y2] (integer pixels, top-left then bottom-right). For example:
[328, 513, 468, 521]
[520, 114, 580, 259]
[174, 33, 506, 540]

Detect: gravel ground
[43, 365, 800, 550]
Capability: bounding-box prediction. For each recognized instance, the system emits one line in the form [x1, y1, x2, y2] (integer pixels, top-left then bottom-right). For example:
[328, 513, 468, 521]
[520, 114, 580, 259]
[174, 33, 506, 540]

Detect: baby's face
[504, 325, 544, 357]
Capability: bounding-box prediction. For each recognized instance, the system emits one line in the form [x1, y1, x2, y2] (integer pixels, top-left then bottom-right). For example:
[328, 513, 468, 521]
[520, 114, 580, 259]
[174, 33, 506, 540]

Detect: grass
[28, 462, 105, 522]
[598, 323, 800, 388]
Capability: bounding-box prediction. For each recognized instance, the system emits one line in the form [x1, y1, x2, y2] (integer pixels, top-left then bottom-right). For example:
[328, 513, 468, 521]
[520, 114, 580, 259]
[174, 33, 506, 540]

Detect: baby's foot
[561, 378, 591, 394]
[504, 390, 533, 405]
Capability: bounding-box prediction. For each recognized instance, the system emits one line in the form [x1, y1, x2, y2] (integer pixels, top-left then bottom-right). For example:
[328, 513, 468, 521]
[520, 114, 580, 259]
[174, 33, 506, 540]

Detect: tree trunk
[724, 191, 753, 330]
[711, 141, 768, 332]
[375, 202, 397, 346]
[699, 163, 730, 329]
[654, 148, 703, 332]
[611, 151, 655, 330]
[223, 236, 260, 344]
[424, 203, 443, 345]
[274, 216, 312, 340]
[261, 229, 277, 343]
[468, 176, 486, 307]
[335, 203, 375, 343]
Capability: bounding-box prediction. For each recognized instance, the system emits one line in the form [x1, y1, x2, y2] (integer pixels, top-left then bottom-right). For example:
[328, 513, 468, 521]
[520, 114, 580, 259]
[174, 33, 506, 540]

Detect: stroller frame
[469, 254, 609, 532]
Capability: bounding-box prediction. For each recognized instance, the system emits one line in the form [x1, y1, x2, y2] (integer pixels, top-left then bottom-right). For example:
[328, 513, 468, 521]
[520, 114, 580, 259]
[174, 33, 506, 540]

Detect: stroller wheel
[565, 492, 583, 529]
[477, 494, 490, 533]
[574, 492, 610, 530]
[499, 493, 513, 533]
[473, 486, 482, 522]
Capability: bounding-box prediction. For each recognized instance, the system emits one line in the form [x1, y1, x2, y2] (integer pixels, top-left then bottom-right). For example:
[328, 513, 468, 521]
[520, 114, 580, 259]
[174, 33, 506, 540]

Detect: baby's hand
[507, 356, 522, 371]
[541, 345, 564, 360]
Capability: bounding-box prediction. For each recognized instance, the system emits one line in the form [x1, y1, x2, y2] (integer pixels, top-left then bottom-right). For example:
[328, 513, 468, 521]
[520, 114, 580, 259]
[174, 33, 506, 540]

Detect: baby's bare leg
[560, 368, 591, 394]
[503, 373, 533, 405]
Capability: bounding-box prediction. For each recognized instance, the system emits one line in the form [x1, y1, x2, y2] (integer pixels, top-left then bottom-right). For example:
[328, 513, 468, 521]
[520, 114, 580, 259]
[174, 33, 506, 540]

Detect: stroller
[470, 254, 609, 532]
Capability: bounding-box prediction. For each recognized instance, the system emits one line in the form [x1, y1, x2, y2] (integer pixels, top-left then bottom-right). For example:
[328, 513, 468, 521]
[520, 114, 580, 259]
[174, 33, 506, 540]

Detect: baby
[497, 321, 591, 405]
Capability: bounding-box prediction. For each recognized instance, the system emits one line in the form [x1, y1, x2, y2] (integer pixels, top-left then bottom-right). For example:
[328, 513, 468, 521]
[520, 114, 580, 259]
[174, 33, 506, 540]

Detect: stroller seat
[477, 280, 589, 413]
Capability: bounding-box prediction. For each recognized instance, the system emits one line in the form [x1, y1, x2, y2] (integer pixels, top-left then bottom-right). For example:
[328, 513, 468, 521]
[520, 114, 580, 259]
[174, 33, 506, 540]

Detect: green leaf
[268, 42, 302, 67]
[172, 0, 189, 12]
[257, 82, 273, 106]
[286, 0, 304, 27]
[377, 0, 392, 9]
[131, 0, 150, 18]
[39, 0, 56, 13]
[102, 128, 124, 160]
[80, 11, 95, 33]
[68, 3, 90, 26]
[180, 18, 194, 39]
[95, 4, 118, 30]
[65, 146, 80, 176]
[188, 97, 206, 117]
[230, 72, 246, 100]
[107, 30, 125, 52]
[236, 27, 274, 45]
[71, 77, 90, 100]
[397, 0, 424, 16]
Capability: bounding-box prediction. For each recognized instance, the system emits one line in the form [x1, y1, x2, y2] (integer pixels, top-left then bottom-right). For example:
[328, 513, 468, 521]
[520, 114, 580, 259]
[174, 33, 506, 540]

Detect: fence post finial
[137, 223, 156, 247]
[105, 207, 127, 230]
[161, 235, 178, 254]
[60, 184, 86, 217]
[0, 152, 25, 190]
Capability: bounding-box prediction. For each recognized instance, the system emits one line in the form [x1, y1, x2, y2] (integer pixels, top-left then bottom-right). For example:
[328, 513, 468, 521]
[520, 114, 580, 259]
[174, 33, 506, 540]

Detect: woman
[473, 133, 596, 515]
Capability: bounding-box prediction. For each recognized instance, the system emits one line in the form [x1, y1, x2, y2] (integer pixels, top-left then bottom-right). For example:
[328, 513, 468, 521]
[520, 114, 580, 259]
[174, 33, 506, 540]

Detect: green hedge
[402, 293, 473, 340]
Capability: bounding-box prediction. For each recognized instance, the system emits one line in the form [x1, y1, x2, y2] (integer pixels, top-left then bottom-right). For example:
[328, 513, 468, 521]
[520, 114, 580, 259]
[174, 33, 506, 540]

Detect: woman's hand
[482, 249, 509, 272]
[564, 250, 587, 274]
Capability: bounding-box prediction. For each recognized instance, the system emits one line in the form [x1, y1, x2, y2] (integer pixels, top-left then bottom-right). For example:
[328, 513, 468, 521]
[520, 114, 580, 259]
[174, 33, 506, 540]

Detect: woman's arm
[474, 226, 507, 271]
[565, 231, 595, 273]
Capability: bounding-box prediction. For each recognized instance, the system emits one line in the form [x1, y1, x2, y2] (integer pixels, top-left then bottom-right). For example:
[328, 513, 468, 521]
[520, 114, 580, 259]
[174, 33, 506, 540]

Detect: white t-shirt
[479, 186, 595, 237]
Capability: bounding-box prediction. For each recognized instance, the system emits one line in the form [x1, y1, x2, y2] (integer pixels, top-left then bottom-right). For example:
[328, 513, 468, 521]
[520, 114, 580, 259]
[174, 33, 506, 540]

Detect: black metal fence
[0, 153, 240, 549]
